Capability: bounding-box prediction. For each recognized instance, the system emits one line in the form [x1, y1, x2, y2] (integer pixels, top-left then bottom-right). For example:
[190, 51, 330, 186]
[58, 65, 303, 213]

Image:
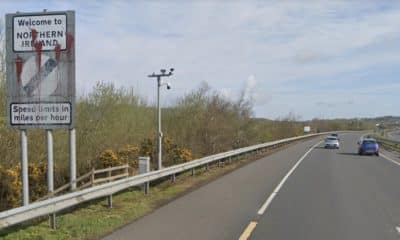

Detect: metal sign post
[69, 128, 76, 190]
[5, 10, 76, 224]
[46, 129, 56, 229]
[47, 130, 54, 192]
[20, 130, 29, 206]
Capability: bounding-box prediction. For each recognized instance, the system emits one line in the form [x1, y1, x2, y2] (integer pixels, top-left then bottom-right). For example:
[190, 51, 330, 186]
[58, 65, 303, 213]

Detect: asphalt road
[104, 133, 400, 240]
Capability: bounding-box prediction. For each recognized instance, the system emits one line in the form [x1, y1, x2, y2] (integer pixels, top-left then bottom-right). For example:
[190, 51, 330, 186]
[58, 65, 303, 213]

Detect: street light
[148, 68, 174, 170]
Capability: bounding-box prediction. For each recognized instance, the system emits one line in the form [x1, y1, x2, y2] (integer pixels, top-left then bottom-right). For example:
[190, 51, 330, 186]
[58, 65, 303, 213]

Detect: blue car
[358, 138, 379, 156]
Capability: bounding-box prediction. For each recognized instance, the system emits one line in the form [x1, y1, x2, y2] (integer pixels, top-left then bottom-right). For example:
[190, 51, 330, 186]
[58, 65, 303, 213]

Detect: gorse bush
[118, 145, 140, 168]
[98, 150, 121, 168]
[0, 164, 21, 209]
[0, 162, 48, 209]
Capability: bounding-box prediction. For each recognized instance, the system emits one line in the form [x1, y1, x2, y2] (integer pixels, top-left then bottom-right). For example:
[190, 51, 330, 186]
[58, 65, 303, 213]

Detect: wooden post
[125, 165, 129, 177]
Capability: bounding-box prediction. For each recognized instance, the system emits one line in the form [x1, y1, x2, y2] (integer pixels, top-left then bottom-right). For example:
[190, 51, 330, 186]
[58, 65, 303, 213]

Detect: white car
[324, 136, 339, 149]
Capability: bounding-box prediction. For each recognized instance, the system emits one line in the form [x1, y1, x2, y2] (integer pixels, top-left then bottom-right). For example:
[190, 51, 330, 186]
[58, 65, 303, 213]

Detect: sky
[1, 0, 399, 120]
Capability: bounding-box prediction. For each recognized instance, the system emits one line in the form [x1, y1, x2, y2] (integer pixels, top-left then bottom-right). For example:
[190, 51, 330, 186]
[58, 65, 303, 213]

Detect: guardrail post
[191, 168, 195, 176]
[50, 213, 56, 229]
[139, 156, 150, 194]
[108, 195, 113, 208]
[171, 174, 176, 183]
[205, 163, 209, 171]
[91, 168, 95, 187]
[107, 169, 112, 208]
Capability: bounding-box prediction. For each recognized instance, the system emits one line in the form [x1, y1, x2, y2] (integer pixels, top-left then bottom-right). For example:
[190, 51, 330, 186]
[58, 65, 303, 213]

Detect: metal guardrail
[0, 131, 346, 229]
[375, 136, 400, 152]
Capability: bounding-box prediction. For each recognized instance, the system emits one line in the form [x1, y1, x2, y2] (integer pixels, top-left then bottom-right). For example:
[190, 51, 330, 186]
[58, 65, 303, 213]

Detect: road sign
[5, 10, 75, 129]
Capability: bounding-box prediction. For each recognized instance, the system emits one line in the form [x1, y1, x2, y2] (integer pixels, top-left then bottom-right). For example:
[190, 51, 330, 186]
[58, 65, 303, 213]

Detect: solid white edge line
[380, 153, 400, 166]
[257, 140, 322, 216]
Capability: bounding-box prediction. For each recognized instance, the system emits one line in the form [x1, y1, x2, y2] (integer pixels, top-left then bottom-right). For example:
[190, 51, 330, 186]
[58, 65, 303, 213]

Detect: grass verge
[0, 141, 302, 240]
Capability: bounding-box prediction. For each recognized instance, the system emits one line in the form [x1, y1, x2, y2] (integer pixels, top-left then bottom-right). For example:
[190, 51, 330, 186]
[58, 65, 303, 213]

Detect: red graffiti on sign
[31, 29, 38, 42]
[15, 55, 23, 84]
[34, 42, 42, 70]
[55, 43, 61, 62]
[31, 28, 43, 71]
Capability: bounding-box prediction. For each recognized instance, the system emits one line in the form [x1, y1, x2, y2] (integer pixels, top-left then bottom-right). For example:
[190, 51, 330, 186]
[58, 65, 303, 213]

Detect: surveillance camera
[170, 68, 174, 72]
[160, 69, 166, 74]
[166, 83, 171, 90]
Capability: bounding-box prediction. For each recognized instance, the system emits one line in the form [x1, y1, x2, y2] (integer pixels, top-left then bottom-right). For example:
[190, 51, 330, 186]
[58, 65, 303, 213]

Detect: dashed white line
[395, 226, 400, 234]
[237, 140, 322, 240]
[257, 140, 322, 215]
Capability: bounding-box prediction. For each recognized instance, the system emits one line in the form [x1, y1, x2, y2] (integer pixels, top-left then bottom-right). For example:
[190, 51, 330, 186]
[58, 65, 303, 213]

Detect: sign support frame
[5, 10, 76, 214]
[20, 129, 29, 206]
[69, 128, 76, 191]
[46, 129, 56, 229]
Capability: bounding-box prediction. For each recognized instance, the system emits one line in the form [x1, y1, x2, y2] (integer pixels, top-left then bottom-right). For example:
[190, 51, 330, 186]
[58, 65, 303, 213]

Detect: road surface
[104, 133, 400, 240]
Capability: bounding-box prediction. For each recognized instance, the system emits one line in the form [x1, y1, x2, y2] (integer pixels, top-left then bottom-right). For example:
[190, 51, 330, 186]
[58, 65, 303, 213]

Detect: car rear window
[363, 140, 376, 144]
[327, 137, 337, 140]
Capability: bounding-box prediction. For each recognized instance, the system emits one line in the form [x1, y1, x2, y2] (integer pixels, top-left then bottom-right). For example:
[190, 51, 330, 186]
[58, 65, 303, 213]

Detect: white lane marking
[396, 226, 400, 234]
[257, 140, 322, 216]
[380, 153, 400, 167]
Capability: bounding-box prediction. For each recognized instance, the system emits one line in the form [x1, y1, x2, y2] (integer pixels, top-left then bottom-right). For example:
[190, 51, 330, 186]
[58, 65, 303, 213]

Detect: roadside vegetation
[0, 78, 374, 211]
[0, 25, 374, 212]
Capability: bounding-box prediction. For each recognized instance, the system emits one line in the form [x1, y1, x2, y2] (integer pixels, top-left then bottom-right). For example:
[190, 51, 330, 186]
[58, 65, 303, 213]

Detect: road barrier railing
[375, 136, 400, 153]
[0, 131, 348, 229]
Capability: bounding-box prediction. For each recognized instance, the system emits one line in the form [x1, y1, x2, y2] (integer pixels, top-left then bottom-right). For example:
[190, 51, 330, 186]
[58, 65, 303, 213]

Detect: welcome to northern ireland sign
[5, 10, 75, 129]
